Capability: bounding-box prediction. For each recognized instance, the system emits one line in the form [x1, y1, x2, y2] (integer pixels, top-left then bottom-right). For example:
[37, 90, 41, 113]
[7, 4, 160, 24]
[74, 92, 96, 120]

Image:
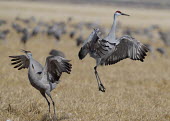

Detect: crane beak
[20, 49, 26, 53]
[20, 49, 29, 53]
[121, 13, 130, 16]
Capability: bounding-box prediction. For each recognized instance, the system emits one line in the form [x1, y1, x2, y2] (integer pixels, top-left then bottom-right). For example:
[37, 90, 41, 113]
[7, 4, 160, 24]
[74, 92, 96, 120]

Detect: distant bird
[31, 26, 40, 36]
[19, 17, 35, 24]
[12, 23, 23, 33]
[143, 26, 155, 42]
[69, 30, 76, 39]
[54, 31, 61, 41]
[85, 22, 99, 29]
[144, 44, 154, 53]
[76, 35, 84, 46]
[49, 49, 65, 58]
[78, 11, 148, 92]
[156, 47, 167, 56]
[47, 26, 55, 36]
[21, 28, 30, 47]
[9, 50, 72, 117]
[158, 30, 170, 46]
[0, 30, 10, 40]
[47, 24, 65, 41]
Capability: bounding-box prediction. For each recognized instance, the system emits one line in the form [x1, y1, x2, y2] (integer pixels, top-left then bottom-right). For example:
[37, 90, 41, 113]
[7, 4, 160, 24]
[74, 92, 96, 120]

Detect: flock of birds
[0, 10, 169, 118]
[0, 14, 170, 56]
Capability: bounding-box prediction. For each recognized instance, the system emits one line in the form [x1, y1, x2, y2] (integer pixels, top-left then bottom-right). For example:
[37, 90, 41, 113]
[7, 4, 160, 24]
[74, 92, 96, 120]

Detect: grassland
[0, 1, 170, 121]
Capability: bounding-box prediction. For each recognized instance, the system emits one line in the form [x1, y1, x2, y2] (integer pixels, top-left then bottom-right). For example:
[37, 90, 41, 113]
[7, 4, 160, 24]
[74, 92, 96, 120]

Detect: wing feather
[104, 35, 148, 65]
[78, 29, 100, 60]
[9, 55, 29, 70]
[78, 28, 112, 60]
[42, 56, 72, 83]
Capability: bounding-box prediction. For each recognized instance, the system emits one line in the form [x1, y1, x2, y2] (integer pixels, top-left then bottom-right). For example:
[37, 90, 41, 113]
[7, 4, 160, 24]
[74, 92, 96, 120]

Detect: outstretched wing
[42, 56, 72, 83]
[104, 35, 148, 65]
[84, 28, 101, 45]
[79, 28, 111, 59]
[78, 28, 100, 60]
[9, 55, 29, 70]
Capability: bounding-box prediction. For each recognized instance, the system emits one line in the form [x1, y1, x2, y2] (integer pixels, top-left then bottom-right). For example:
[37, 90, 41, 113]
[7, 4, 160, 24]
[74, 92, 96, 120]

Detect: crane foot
[99, 83, 106, 92]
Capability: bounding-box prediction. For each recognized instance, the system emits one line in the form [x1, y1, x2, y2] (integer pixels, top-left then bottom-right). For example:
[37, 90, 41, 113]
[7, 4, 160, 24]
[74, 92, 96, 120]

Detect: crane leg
[94, 67, 100, 90]
[46, 91, 56, 118]
[94, 66, 105, 92]
[40, 91, 50, 113]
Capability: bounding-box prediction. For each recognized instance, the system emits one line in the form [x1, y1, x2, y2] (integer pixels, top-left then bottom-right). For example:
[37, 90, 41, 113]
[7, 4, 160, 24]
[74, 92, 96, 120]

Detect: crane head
[20, 49, 31, 53]
[115, 11, 130, 16]
[20, 49, 32, 57]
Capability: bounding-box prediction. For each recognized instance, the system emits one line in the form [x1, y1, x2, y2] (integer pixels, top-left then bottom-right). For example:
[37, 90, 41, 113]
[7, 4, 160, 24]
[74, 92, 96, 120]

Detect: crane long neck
[108, 14, 117, 40]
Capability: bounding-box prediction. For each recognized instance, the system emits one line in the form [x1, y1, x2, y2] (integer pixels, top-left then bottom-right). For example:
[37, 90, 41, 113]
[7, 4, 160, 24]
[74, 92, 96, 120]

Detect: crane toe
[99, 84, 106, 92]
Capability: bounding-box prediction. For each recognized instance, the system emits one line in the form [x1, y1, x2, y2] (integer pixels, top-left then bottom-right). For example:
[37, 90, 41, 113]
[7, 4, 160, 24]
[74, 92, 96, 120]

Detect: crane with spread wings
[78, 11, 148, 92]
[9, 49, 72, 117]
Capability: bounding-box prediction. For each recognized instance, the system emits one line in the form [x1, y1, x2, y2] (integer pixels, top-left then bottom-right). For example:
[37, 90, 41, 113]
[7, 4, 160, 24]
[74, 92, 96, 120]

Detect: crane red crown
[116, 11, 122, 13]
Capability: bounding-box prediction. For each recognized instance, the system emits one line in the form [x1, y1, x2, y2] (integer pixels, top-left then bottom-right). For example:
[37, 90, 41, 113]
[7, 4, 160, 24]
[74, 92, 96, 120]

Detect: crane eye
[37, 72, 42, 74]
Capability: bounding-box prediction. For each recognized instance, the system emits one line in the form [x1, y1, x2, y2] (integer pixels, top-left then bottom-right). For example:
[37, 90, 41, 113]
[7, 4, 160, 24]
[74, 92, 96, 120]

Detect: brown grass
[0, 1, 170, 121]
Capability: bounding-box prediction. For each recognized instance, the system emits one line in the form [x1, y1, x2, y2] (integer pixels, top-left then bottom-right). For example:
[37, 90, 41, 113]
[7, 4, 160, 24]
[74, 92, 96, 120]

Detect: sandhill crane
[76, 35, 84, 46]
[70, 30, 76, 39]
[85, 22, 99, 29]
[49, 49, 65, 58]
[143, 44, 154, 53]
[9, 50, 72, 117]
[47, 26, 54, 36]
[12, 23, 23, 33]
[158, 30, 170, 46]
[31, 26, 40, 36]
[156, 47, 167, 56]
[0, 30, 10, 40]
[21, 28, 30, 48]
[78, 11, 148, 92]
[54, 31, 61, 41]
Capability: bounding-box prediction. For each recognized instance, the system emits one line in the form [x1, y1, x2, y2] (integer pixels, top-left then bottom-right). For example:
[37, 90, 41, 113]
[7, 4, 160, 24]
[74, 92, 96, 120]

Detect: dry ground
[0, 1, 170, 121]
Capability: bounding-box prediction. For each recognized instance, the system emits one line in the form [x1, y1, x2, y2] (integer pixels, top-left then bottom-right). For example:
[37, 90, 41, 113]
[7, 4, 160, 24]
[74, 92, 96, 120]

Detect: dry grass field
[0, 1, 170, 121]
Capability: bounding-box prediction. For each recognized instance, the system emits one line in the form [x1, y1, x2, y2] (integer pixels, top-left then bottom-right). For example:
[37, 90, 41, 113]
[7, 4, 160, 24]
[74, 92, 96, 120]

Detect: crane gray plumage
[9, 50, 72, 117]
[78, 11, 148, 92]
[158, 30, 170, 46]
[49, 49, 65, 58]
[76, 35, 84, 46]
[31, 26, 40, 36]
[70, 30, 76, 39]
[12, 23, 23, 33]
[0, 30, 10, 40]
[20, 28, 30, 48]
[156, 47, 167, 56]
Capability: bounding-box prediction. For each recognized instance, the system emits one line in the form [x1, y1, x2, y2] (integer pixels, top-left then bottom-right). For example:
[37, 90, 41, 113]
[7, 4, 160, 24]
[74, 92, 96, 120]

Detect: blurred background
[0, 0, 170, 121]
